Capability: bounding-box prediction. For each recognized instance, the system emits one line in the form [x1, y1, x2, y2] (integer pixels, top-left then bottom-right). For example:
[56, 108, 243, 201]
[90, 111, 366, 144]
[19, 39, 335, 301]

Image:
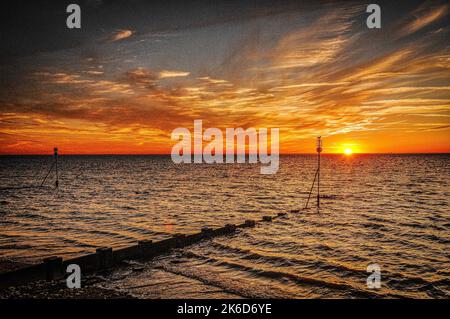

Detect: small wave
[180, 249, 384, 298]
[17, 212, 50, 220]
[405, 232, 449, 245]
[0, 244, 33, 250]
[316, 243, 333, 251]
[159, 263, 287, 298]
[397, 222, 427, 230]
[121, 206, 137, 211]
[197, 254, 382, 297]
[320, 194, 340, 200]
[366, 215, 390, 223]
[385, 274, 449, 297]
[361, 222, 389, 231]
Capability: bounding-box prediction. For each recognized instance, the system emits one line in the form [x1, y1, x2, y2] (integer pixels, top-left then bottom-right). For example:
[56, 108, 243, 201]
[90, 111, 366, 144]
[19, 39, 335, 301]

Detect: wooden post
[43, 256, 63, 280]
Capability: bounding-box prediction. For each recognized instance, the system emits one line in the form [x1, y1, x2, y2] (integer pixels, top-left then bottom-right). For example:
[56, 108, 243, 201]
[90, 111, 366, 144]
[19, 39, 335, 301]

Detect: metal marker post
[316, 137, 322, 208]
[54, 147, 59, 188]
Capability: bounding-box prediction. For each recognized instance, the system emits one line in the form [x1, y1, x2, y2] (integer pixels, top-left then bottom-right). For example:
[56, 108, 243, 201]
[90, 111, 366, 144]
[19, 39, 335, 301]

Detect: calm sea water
[0, 155, 449, 298]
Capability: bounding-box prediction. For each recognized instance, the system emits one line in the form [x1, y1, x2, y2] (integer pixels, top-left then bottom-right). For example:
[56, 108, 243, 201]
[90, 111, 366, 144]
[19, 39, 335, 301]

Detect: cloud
[1, 2, 449, 154]
[158, 70, 191, 79]
[125, 68, 159, 89]
[398, 4, 449, 36]
[35, 72, 93, 85]
[84, 70, 104, 76]
[111, 29, 134, 42]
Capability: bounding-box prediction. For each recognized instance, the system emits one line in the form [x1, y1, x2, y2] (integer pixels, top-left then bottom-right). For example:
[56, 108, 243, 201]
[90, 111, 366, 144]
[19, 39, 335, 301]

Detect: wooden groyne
[0, 211, 293, 288]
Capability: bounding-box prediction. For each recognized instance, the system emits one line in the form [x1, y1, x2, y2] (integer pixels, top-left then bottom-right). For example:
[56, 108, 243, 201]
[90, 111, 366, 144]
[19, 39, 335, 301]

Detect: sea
[0, 154, 448, 298]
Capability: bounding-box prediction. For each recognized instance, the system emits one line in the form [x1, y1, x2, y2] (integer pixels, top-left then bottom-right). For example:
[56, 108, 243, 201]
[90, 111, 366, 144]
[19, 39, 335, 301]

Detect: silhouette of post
[54, 147, 59, 188]
[316, 137, 322, 208]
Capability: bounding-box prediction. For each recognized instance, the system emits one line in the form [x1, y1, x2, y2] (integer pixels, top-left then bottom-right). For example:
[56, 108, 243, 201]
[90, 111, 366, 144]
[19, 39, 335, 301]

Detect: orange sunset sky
[0, 1, 449, 154]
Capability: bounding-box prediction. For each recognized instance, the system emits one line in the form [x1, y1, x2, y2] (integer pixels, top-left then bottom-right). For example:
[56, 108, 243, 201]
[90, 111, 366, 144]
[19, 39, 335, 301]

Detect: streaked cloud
[158, 70, 190, 79]
[111, 29, 134, 42]
[398, 4, 448, 36]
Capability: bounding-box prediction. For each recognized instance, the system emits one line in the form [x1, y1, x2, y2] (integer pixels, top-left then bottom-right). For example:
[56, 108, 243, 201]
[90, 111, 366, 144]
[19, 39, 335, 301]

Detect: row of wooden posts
[0, 211, 294, 288]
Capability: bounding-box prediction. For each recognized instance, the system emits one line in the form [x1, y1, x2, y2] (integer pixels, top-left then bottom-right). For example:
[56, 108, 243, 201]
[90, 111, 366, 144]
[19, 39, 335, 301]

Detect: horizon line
[1, 152, 449, 156]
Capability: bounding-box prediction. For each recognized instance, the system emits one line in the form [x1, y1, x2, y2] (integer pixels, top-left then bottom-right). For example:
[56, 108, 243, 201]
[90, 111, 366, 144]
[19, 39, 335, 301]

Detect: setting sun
[344, 148, 353, 155]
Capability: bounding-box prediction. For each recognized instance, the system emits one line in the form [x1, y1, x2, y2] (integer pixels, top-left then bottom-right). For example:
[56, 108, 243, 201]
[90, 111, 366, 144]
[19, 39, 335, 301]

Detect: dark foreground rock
[0, 276, 134, 299]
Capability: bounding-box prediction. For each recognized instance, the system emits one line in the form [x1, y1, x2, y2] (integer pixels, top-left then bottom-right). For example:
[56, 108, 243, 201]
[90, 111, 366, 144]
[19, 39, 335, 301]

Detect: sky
[0, 0, 449, 154]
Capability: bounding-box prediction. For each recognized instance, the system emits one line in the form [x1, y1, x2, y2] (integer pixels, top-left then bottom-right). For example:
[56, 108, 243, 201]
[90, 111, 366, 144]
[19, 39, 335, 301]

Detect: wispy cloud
[158, 70, 190, 79]
[111, 29, 134, 42]
[398, 4, 448, 37]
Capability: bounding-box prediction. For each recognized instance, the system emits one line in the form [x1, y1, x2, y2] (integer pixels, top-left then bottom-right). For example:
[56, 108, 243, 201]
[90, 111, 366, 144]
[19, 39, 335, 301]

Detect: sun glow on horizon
[344, 148, 353, 155]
